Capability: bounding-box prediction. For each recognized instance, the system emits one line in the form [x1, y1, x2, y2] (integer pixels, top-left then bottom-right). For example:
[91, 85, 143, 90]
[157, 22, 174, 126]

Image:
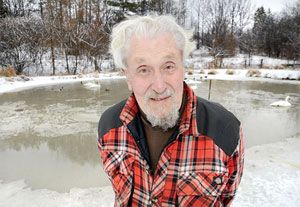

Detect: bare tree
[190, 0, 251, 56]
[239, 29, 255, 66]
[0, 16, 45, 74]
[190, 0, 209, 49]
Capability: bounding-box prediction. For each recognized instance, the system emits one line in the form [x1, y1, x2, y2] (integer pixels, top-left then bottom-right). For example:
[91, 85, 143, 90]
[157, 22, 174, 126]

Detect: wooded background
[0, 0, 299, 75]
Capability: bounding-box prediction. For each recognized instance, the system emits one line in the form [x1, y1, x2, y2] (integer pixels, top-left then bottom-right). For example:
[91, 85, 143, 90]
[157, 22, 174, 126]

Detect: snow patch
[0, 73, 125, 94]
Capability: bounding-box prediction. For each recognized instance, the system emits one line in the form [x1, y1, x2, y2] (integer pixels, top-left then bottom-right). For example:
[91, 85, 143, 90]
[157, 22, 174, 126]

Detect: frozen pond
[0, 79, 299, 193]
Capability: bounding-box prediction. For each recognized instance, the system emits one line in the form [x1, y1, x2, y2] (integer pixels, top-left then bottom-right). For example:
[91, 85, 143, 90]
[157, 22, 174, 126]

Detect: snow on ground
[187, 69, 300, 82]
[0, 69, 299, 94]
[222, 54, 298, 68]
[189, 52, 300, 69]
[0, 72, 125, 94]
[0, 137, 299, 207]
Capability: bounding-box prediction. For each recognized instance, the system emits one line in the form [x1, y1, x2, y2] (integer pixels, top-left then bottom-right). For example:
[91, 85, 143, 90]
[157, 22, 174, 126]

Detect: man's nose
[151, 71, 167, 94]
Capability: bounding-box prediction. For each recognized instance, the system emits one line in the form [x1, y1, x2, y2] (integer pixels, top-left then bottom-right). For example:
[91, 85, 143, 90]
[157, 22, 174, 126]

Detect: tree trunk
[51, 44, 56, 75]
[94, 57, 99, 72]
[88, 0, 92, 22]
[39, 0, 44, 19]
[39, 52, 44, 74]
[73, 55, 78, 75]
[65, 51, 70, 74]
[248, 51, 251, 66]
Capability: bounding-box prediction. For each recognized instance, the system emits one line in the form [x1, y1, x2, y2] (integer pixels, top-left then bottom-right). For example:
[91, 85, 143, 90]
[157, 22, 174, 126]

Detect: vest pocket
[103, 151, 134, 206]
[176, 171, 228, 206]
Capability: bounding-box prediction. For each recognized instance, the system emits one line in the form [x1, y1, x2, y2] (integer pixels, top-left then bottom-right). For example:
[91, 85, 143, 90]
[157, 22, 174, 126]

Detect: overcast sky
[252, 0, 298, 13]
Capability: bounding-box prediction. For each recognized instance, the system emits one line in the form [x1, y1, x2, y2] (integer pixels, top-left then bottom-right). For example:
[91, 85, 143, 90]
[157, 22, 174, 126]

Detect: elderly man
[98, 15, 244, 207]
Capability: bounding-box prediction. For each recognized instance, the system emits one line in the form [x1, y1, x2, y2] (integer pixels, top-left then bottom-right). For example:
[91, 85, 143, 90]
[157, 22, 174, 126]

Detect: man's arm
[220, 126, 245, 205]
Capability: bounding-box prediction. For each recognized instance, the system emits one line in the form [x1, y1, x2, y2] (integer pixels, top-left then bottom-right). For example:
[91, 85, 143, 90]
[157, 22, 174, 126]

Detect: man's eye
[137, 67, 149, 74]
[165, 64, 175, 71]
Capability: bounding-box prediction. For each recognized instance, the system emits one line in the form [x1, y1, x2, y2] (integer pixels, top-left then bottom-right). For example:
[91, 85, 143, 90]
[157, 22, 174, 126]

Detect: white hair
[110, 15, 195, 69]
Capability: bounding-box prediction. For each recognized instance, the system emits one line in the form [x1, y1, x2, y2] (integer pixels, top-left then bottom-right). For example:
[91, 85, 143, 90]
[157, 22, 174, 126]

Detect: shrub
[208, 60, 217, 69]
[274, 65, 285, 69]
[282, 64, 294, 68]
[208, 70, 217, 75]
[226, 69, 235, 75]
[246, 69, 261, 77]
[187, 69, 193, 75]
[118, 70, 125, 76]
[0, 66, 17, 77]
[262, 64, 271, 69]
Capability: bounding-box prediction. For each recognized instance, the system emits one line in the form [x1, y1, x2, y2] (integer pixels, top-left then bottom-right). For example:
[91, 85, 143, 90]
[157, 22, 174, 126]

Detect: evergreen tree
[0, 0, 9, 18]
[105, 0, 140, 30]
[253, 7, 267, 54]
[264, 10, 275, 57]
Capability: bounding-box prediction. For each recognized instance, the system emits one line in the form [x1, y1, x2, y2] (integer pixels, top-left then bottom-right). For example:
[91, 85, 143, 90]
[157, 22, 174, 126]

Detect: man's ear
[123, 68, 133, 91]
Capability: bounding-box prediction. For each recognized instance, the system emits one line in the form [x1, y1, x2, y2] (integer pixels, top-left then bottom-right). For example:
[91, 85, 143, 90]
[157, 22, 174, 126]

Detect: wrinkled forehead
[132, 53, 178, 63]
[125, 30, 173, 50]
[124, 33, 183, 65]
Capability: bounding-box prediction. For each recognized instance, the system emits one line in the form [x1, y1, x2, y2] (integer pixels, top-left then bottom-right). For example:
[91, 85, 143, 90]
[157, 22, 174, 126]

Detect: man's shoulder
[195, 97, 241, 156]
[98, 99, 127, 139]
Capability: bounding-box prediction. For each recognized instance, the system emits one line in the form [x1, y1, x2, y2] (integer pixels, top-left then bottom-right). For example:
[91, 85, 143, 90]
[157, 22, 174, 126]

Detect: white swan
[270, 96, 291, 107]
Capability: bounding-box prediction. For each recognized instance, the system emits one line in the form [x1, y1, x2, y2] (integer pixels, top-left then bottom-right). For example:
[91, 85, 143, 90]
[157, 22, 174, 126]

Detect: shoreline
[0, 69, 299, 95]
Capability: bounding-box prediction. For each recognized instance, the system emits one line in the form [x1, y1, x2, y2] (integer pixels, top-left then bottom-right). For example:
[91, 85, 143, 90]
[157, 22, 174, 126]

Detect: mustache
[144, 88, 174, 100]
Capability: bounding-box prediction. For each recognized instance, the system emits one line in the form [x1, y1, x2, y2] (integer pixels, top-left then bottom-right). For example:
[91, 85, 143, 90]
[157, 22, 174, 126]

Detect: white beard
[144, 104, 179, 131]
[143, 88, 180, 131]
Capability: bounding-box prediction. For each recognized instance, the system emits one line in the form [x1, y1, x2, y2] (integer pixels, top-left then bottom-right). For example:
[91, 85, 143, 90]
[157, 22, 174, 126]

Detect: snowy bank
[186, 69, 300, 82]
[1, 137, 299, 207]
[0, 69, 299, 95]
[0, 72, 125, 94]
[190, 53, 300, 69]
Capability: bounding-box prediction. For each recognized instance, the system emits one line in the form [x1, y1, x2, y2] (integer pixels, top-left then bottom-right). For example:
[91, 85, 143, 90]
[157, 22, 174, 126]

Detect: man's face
[124, 33, 184, 127]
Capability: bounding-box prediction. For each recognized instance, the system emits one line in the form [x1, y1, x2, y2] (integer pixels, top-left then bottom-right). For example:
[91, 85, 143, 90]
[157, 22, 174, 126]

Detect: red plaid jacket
[98, 83, 244, 207]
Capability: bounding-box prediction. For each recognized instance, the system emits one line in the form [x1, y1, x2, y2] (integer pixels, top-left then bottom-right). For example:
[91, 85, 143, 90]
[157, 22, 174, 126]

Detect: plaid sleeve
[220, 126, 245, 205]
[97, 131, 135, 207]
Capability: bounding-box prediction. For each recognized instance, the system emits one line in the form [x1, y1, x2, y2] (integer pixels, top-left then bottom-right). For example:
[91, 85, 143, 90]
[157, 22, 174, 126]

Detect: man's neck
[139, 92, 187, 173]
